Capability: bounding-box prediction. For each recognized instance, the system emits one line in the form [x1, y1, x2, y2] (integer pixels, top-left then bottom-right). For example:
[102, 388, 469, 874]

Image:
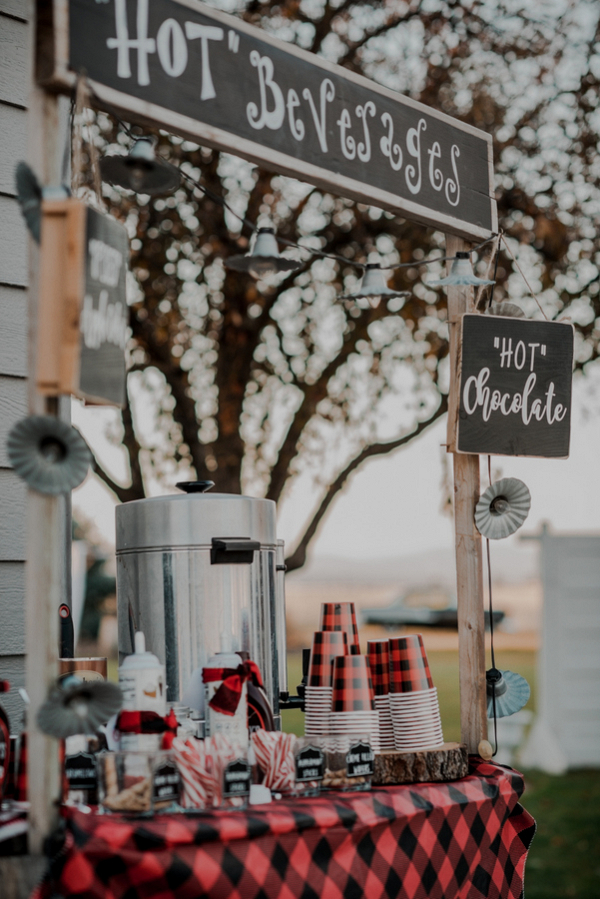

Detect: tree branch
[89, 376, 146, 504]
[336, 2, 425, 69]
[92, 457, 142, 505]
[284, 395, 448, 572]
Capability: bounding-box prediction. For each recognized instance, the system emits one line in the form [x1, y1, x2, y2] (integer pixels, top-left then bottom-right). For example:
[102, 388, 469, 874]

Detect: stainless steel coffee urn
[115, 481, 286, 729]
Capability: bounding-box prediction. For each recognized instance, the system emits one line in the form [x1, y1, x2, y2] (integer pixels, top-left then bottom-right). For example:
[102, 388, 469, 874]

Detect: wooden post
[445, 234, 488, 754]
[24, 38, 66, 852]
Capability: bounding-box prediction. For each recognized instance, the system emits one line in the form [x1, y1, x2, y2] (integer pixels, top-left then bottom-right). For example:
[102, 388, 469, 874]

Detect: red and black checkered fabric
[15, 730, 27, 802]
[331, 654, 375, 711]
[308, 631, 348, 687]
[367, 640, 390, 695]
[320, 602, 361, 655]
[389, 634, 434, 693]
[34, 758, 535, 899]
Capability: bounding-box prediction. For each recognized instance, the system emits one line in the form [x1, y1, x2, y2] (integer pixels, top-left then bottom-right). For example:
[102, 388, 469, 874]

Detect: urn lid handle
[176, 480, 215, 494]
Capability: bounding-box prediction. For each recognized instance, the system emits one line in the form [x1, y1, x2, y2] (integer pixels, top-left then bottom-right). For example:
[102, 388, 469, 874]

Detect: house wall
[0, 0, 31, 726]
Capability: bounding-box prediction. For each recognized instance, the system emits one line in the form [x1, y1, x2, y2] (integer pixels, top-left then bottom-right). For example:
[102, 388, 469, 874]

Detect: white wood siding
[0, 103, 27, 195]
[0, 286, 27, 377]
[0, 4, 29, 726]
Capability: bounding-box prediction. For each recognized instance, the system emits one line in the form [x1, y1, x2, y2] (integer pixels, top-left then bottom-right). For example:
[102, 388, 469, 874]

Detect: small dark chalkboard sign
[223, 758, 251, 798]
[457, 314, 574, 458]
[346, 742, 374, 779]
[78, 207, 129, 406]
[64, 751, 97, 791]
[37, 199, 129, 407]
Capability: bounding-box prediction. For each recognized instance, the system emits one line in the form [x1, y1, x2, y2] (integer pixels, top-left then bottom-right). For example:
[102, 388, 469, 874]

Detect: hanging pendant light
[488, 301, 525, 318]
[225, 227, 302, 279]
[7, 415, 92, 495]
[475, 477, 531, 540]
[100, 138, 181, 196]
[486, 668, 530, 718]
[37, 676, 123, 739]
[340, 263, 410, 307]
[429, 251, 495, 288]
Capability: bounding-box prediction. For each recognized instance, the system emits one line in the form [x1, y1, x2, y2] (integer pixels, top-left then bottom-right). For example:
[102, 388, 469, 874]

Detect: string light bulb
[100, 138, 181, 196]
[225, 227, 303, 279]
[486, 668, 531, 718]
[429, 251, 495, 288]
[339, 263, 410, 307]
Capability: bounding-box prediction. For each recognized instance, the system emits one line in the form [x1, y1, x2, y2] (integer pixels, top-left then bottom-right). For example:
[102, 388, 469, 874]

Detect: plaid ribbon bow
[203, 661, 263, 716]
[116, 710, 178, 735]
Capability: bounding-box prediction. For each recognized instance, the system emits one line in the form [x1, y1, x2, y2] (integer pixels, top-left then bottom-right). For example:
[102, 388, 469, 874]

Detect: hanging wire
[60, 92, 76, 190]
[110, 113, 498, 272]
[487, 233, 502, 308]
[501, 234, 549, 321]
[486, 454, 498, 758]
[108, 115, 554, 303]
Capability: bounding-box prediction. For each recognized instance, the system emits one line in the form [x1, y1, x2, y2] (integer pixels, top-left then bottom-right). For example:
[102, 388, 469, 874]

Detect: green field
[523, 768, 600, 898]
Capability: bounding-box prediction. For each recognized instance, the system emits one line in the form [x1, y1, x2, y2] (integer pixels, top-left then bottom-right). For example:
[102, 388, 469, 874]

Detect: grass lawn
[522, 768, 600, 899]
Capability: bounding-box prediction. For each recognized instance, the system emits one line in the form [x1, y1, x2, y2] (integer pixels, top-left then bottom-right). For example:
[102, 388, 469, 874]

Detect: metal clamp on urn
[115, 481, 290, 732]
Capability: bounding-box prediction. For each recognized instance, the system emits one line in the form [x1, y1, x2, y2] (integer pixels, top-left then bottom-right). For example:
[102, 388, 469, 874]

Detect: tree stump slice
[373, 742, 468, 785]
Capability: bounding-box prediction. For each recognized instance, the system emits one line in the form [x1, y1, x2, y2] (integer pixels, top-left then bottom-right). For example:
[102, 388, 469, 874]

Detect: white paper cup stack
[366, 640, 395, 752]
[389, 635, 444, 752]
[328, 710, 381, 753]
[304, 630, 348, 737]
[304, 685, 333, 736]
[374, 695, 395, 751]
[389, 688, 444, 751]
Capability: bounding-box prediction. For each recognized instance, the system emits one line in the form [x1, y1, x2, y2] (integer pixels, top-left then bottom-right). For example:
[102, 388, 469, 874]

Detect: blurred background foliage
[75, 0, 600, 570]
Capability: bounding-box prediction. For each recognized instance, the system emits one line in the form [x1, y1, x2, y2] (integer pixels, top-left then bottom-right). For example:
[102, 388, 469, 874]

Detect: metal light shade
[225, 228, 303, 278]
[486, 668, 530, 718]
[100, 139, 181, 196]
[37, 677, 123, 739]
[340, 264, 410, 307]
[475, 477, 531, 540]
[15, 161, 43, 243]
[489, 302, 525, 318]
[429, 252, 495, 288]
[6, 415, 92, 495]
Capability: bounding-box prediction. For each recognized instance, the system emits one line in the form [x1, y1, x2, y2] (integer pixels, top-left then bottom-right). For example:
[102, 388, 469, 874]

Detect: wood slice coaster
[373, 742, 468, 785]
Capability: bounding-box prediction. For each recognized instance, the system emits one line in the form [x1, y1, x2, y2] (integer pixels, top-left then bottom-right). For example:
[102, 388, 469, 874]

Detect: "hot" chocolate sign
[457, 315, 574, 458]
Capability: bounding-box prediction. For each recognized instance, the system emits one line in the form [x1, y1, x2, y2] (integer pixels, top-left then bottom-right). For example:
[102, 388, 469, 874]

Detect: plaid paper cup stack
[389, 634, 444, 752]
[329, 655, 380, 753]
[367, 639, 394, 752]
[304, 631, 348, 737]
[319, 602, 361, 655]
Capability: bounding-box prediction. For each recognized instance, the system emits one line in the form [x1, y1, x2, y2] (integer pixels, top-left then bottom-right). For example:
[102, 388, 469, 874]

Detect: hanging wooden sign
[38, 0, 496, 241]
[37, 198, 129, 407]
[456, 314, 574, 458]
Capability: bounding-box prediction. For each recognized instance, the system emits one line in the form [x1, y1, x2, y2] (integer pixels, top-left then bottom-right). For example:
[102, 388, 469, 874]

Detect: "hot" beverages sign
[40, 0, 496, 241]
[457, 314, 574, 458]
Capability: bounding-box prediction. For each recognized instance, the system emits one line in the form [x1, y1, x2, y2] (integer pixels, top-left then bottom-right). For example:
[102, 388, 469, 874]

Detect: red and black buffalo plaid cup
[366, 640, 390, 696]
[389, 634, 434, 694]
[331, 655, 374, 712]
[319, 602, 361, 655]
[308, 631, 349, 687]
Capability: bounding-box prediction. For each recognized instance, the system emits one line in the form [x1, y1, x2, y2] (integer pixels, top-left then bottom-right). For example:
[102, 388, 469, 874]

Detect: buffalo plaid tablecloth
[37, 758, 535, 899]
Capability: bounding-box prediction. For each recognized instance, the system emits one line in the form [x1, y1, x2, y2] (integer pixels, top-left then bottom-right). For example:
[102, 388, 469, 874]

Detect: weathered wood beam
[445, 233, 488, 754]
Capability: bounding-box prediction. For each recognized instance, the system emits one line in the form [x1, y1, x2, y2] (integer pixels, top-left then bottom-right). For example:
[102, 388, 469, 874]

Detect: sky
[72, 369, 600, 562]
